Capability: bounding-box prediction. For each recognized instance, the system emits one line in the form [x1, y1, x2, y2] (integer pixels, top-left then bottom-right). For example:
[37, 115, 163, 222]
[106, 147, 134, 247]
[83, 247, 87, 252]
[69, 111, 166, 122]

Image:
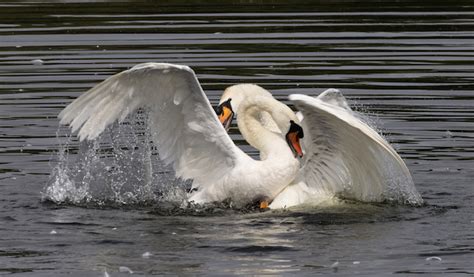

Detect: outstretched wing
[59, 62, 244, 186]
[289, 90, 422, 204]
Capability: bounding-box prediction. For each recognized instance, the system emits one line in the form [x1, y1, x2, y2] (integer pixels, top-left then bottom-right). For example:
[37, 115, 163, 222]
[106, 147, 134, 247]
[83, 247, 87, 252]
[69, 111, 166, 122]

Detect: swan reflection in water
[58, 63, 422, 209]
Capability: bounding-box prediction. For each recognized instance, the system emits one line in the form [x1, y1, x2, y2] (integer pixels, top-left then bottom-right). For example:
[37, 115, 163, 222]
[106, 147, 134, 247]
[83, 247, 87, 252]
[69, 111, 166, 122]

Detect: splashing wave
[43, 110, 190, 207]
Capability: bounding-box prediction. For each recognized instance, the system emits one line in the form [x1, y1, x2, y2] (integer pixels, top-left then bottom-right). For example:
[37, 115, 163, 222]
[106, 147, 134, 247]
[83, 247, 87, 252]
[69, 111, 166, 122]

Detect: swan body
[188, 94, 300, 205]
[59, 62, 422, 209]
[58, 63, 301, 207]
[218, 86, 423, 208]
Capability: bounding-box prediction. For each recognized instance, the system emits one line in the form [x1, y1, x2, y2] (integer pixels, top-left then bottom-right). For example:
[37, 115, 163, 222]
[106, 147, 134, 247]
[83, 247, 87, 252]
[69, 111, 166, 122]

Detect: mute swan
[58, 62, 304, 208]
[215, 85, 423, 208]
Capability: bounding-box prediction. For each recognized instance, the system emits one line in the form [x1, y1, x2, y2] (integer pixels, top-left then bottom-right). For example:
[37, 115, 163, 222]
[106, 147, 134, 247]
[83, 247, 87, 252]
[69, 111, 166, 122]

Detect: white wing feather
[59, 62, 243, 187]
[289, 90, 422, 205]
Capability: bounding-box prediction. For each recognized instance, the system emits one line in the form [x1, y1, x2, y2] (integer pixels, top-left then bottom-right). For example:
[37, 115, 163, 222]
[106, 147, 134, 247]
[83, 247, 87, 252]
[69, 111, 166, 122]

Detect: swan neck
[237, 96, 293, 159]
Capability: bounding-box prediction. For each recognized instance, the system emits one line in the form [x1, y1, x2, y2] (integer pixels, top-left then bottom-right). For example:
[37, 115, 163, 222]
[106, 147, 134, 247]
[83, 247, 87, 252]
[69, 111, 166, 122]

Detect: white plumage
[218, 88, 423, 208]
[59, 63, 300, 207]
[60, 63, 238, 186]
[59, 62, 422, 209]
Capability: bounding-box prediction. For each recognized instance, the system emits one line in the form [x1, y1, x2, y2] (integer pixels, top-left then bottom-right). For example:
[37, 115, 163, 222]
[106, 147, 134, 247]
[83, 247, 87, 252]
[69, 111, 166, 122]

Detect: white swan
[216, 84, 423, 208]
[58, 62, 305, 208]
[59, 62, 423, 209]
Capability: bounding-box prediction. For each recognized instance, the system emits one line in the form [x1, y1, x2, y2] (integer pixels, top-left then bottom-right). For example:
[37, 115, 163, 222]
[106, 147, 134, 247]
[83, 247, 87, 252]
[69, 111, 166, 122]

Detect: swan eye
[286, 120, 304, 158]
[214, 105, 222, 115]
[215, 98, 234, 131]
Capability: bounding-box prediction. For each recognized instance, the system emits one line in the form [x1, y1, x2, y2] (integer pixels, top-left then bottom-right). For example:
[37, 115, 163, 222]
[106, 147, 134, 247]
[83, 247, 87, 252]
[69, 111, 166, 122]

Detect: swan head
[220, 84, 273, 112]
[286, 120, 304, 158]
[216, 84, 272, 131]
[217, 84, 305, 158]
[214, 98, 234, 131]
[217, 84, 277, 133]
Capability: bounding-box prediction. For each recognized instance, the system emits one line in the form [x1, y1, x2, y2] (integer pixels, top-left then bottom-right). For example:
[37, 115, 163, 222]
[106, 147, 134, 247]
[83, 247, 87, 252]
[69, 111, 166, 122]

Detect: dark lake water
[1, 1, 473, 276]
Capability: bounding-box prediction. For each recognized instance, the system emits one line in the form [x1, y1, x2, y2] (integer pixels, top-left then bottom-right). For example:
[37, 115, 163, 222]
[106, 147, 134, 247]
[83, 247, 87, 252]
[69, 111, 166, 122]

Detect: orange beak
[259, 200, 269, 209]
[286, 131, 303, 158]
[218, 106, 233, 130]
[215, 98, 234, 131]
[285, 120, 304, 158]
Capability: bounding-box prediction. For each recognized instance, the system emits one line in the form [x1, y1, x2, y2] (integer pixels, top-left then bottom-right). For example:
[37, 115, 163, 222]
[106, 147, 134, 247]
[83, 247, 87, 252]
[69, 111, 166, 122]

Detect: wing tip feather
[130, 62, 193, 74]
[289, 93, 313, 103]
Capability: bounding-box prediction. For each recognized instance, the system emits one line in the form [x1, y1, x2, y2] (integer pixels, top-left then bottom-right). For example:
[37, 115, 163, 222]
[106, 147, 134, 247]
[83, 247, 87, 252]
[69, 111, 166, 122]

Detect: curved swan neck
[237, 95, 295, 159]
[221, 84, 299, 134]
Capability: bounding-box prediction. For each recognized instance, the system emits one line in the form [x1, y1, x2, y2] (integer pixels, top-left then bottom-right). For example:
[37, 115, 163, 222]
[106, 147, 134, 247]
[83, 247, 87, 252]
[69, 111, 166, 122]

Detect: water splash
[43, 110, 189, 207]
[346, 100, 423, 206]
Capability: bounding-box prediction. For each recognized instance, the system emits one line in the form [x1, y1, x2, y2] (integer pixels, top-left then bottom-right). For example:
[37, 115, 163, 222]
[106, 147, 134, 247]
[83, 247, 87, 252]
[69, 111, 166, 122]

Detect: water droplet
[119, 266, 133, 274]
[142, 251, 152, 258]
[31, 59, 44, 65]
[173, 90, 185, 105]
[425, 256, 442, 262]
